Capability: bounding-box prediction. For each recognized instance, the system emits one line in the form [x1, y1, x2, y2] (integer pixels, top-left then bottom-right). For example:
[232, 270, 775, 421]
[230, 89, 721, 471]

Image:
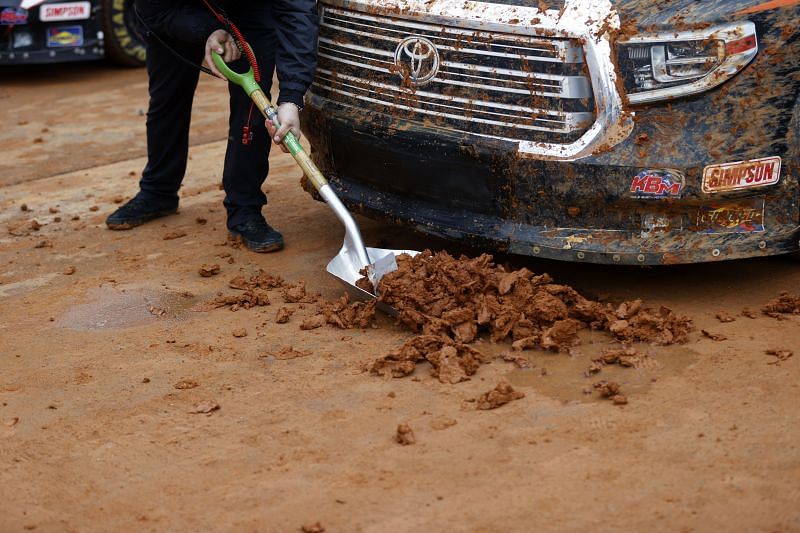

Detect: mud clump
[475, 382, 525, 410]
[207, 271, 285, 311]
[264, 346, 311, 360]
[208, 290, 270, 311]
[174, 379, 199, 390]
[282, 280, 318, 304]
[301, 522, 325, 533]
[762, 292, 800, 318]
[229, 270, 284, 291]
[765, 349, 794, 365]
[586, 346, 648, 376]
[715, 311, 735, 323]
[371, 335, 486, 383]
[701, 329, 727, 341]
[275, 306, 294, 324]
[198, 264, 220, 277]
[190, 400, 220, 414]
[377, 251, 692, 349]
[317, 295, 376, 329]
[395, 423, 416, 445]
[300, 315, 326, 330]
[162, 230, 186, 240]
[594, 381, 628, 405]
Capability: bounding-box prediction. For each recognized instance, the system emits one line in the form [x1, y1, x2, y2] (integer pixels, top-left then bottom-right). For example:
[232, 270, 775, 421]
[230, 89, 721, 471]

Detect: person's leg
[139, 36, 203, 204]
[222, 5, 283, 251]
[107, 34, 202, 229]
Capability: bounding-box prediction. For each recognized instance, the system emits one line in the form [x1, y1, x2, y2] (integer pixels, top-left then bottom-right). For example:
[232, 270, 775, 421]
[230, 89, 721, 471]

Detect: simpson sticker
[47, 25, 84, 47]
[702, 156, 781, 193]
[630, 170, 684, 199]
[40, 2, 91, 22]
[696, 198, 765, 234]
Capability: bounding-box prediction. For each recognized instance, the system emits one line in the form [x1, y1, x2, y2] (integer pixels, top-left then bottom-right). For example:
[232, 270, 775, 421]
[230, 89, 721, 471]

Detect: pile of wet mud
[370, 250, 693, 383]
[203, 251, 697, 404]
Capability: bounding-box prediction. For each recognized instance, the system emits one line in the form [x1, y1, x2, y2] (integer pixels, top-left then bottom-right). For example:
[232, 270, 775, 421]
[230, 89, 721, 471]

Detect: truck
[301, 0, 800, 264]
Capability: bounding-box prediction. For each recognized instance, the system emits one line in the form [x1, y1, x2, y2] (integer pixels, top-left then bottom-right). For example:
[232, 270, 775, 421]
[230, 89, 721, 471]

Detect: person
[106, 0, 319, 253]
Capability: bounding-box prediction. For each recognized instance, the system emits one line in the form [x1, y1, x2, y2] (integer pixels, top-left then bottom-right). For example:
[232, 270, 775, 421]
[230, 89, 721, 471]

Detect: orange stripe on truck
[737, 0, 800, 15]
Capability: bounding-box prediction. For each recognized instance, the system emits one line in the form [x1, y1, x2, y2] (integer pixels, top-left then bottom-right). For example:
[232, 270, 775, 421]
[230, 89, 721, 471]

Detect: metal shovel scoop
[211, 52, 416, 310]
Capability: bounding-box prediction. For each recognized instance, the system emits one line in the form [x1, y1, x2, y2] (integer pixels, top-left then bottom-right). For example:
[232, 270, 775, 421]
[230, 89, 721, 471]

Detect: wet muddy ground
[1, 64, 799, 532]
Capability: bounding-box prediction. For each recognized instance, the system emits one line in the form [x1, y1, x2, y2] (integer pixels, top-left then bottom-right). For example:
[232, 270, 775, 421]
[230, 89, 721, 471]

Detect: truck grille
[310, 6, 596, 143]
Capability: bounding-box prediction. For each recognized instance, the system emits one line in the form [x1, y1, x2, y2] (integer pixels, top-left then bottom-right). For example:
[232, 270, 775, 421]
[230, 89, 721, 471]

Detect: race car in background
[0, 0, 144, 66]
[302, 0, 800, 265]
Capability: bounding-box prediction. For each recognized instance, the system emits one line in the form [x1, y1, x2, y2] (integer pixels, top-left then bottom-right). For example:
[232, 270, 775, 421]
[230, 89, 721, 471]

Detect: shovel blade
[326, 247, 418, 315]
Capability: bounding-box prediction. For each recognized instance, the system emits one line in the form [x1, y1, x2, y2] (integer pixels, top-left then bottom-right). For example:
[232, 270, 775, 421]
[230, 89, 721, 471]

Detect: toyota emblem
[394, 36, 440, 86]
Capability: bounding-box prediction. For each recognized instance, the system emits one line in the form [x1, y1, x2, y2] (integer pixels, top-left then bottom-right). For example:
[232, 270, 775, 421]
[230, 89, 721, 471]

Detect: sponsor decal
[696, 198, 765, 234]
[702, 156, 781, 193]
[40, 2, 91, 22]
[641, 213, 682, 237]
[1, 7, 28, 25]
[630, 170, 684, 199]
[47, 25, 83, 47]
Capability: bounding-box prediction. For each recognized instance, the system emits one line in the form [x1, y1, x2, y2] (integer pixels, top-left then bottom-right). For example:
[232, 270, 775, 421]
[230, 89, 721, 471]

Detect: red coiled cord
[201, 0, 261, 83]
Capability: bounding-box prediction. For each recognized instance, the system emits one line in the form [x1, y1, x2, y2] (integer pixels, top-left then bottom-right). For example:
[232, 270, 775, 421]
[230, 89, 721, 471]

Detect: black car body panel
[302, 0, 800, 264]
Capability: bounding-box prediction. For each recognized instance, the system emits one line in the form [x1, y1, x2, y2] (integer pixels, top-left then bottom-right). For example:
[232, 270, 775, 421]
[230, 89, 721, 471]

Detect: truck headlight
[617, 22, 758, 104]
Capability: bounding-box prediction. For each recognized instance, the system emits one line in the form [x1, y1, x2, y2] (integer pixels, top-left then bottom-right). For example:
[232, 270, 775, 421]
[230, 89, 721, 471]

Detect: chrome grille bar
[311, 5, 596, 143]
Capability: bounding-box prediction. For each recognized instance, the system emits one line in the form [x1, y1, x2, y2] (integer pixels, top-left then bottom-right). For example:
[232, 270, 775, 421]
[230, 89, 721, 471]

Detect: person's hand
[265, 103, 301, 153]
[204, 29, 240, 79]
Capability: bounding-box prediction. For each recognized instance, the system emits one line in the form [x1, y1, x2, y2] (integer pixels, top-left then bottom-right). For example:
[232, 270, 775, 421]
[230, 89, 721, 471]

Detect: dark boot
[228, 219, 284, 253]
[106, 196, 178, 230]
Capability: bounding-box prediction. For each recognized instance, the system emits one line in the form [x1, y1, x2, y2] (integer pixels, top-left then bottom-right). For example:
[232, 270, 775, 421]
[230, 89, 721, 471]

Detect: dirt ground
[1, 63, 799, 533]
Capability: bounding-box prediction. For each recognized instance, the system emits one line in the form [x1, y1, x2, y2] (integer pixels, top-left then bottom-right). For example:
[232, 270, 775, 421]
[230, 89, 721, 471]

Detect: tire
[102, 0, 146, 67]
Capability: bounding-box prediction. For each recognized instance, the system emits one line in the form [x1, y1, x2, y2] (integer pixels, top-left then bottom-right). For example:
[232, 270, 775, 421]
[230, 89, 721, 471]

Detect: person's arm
[273, 0, 319, 108]
[134, 0, 221, 45]
[268, 0, 319, 149]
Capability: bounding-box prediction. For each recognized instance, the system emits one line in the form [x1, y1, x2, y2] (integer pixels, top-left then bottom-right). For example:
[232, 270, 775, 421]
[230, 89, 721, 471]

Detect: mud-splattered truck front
[301, 0, 800, 265]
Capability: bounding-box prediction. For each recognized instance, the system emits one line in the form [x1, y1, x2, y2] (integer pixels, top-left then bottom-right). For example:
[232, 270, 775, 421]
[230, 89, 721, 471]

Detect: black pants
[138, 5, 277, 229]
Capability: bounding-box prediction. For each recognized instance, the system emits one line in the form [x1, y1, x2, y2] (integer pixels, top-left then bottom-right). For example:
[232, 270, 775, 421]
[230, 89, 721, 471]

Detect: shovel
[211, 51, 417, 311]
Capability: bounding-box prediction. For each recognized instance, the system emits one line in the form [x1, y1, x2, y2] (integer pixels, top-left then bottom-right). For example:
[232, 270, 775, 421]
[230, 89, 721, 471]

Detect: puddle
[490, 331, 699, 404]
[0, 273, 58, 298]
[56, 285, 198, 331]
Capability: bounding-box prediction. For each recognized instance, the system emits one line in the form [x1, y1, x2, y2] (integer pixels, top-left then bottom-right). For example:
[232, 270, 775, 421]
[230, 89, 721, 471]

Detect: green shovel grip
[211, 50, 328, 191]
[211, 50, 261, 97]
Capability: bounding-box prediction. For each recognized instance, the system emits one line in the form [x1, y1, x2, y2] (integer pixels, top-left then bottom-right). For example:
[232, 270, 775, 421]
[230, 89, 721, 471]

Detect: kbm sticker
[47, 25, 84, 47]
[702, 156, 781, 193]
[696, 198, 765, 234]
[0, 7, 28, 25]
[630, 170, 683, 199]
